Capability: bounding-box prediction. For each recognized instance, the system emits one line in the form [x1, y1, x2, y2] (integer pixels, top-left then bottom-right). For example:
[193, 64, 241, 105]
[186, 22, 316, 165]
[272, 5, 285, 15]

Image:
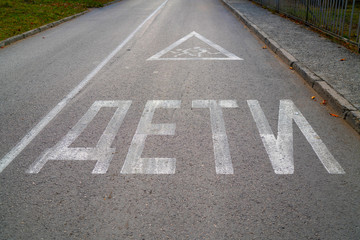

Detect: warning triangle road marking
[147, 31, 243, 61]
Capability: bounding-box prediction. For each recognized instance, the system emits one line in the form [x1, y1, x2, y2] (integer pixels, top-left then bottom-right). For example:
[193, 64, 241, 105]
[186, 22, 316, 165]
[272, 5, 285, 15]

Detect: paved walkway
[223, 0, 360, 133]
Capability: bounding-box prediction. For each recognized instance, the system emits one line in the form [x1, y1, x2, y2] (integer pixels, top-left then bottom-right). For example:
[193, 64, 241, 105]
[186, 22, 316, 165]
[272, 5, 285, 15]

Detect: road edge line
[0, 0, 169, 173]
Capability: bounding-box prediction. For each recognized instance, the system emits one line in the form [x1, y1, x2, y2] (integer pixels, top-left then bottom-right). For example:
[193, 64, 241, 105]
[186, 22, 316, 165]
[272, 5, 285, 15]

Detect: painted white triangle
[147, 31, 243, 61]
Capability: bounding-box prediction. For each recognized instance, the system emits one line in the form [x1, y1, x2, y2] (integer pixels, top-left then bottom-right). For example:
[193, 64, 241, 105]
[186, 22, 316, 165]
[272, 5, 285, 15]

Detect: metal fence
[252, 0, 360, 50]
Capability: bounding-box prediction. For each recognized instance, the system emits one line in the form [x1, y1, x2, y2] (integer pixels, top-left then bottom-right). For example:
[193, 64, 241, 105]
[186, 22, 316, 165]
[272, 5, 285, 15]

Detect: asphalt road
[1, 0, 360, 239]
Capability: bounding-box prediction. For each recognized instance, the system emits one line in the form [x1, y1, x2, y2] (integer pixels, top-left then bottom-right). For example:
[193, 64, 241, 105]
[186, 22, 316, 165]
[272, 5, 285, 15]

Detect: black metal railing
[252, 0, 360, 50]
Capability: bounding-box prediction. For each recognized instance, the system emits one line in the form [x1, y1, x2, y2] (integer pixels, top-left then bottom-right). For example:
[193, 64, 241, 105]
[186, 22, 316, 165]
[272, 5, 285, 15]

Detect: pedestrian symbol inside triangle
[148, 31, 243, 60]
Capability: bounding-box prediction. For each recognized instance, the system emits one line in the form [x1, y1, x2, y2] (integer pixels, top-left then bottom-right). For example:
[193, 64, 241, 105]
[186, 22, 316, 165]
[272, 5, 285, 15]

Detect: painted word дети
[27, 100, 345, 175]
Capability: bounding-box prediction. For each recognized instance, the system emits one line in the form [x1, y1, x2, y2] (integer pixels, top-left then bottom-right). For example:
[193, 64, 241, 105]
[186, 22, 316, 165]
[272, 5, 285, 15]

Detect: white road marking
[121, 100, 180, 174]
[0, 0, 168, 173]
[192, 100, 238, 174]
[170, 47, 222, 58]
[26, 101, 131, 174]
[147, 31, 243, 60]
[247, 100, 345, 174]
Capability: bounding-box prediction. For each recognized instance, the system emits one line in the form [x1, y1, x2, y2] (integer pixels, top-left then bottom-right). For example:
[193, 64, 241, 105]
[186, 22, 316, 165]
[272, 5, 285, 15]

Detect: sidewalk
[222, 0, 360, 134]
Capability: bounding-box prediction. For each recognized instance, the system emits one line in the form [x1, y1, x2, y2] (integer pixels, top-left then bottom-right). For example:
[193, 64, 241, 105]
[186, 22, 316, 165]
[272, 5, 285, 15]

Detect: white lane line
[0, 0, 168, 173]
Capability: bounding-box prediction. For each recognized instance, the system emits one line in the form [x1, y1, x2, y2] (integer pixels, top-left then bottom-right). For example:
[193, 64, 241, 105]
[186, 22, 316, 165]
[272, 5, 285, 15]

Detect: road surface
[1, 0, 360, 239]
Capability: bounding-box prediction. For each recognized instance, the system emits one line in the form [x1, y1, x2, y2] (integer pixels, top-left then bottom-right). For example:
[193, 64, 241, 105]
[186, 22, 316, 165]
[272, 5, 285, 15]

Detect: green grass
[0, 0, 116, 41]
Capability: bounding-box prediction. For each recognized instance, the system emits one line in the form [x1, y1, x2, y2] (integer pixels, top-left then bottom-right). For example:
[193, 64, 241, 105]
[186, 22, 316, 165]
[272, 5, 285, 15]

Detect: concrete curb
[0, 11, 89, 48]
[0, 0, 123, 48]
[103, 0, 123, 7]
[222, 0, 360, 134]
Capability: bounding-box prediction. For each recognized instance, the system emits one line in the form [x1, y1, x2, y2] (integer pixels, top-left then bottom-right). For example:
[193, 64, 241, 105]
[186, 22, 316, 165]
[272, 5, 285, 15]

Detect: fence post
[306, 0, 310, 22]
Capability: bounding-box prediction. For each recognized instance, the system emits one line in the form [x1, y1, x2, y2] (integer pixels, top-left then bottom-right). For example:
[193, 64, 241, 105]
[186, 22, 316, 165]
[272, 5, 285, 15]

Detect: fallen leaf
[311, 96, 316, 100]
[321, 100, 327, 105]
[329, 113, 340, 117]
[262, 45, 267, 49]
[289, 67, 293, 70]
[340, 58, 346, 61]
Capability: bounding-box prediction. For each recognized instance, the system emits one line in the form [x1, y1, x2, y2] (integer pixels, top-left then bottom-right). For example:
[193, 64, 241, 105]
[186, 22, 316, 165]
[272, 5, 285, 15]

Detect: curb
[0, 0, 123, 48]
[0, 11, 89, 48]
[103, 0, 123, 7]
[222, 0, 360, 134]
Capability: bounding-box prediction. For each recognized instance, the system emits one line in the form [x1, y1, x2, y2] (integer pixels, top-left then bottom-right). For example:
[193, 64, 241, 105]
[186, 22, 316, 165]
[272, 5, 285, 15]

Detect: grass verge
[0, 0, 116, 41]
